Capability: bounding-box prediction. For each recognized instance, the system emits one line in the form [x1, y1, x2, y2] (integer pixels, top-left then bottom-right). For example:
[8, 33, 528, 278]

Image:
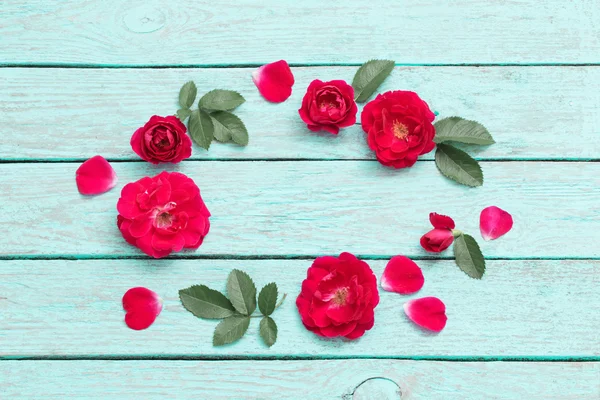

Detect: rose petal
[403, 297, 447, 332]
[480, 206, 513, 241]
[429, 212, 455, 230]
[122, 287, 163, 330]
[381, 256, 424, 294]
[252, 60, 295, 103]
[75, 155, 118, 195]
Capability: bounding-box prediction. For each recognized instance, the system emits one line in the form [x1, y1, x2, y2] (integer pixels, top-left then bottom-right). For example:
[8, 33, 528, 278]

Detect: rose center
[392, 121, 409, 140]
[155, 211, 173, 228]
[332, 287, 349, 306]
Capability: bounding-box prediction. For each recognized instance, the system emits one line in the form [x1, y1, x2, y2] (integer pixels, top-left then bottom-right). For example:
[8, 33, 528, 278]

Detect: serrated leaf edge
[433, 116, 496, 145]
[435, 143, 484, 187]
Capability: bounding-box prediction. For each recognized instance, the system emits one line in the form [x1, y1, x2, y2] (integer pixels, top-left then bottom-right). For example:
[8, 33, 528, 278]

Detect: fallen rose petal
[480, 206, 513, 241]
[122, 287, 163, 330]
[403, 297, 447, 332]
[429, 212, 455, 230]
[252, 60, 295, 103]
[381, 256, 424, 294]
[76, 155, 118, 195]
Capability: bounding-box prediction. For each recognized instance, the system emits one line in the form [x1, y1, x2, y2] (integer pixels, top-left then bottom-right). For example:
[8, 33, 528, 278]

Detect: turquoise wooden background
[1, 1, 599, 398]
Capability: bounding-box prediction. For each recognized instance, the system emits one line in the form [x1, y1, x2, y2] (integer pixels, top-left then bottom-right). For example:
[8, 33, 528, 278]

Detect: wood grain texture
[1, 67, 599, 161]
[0, 259, 597, 357]
[1, 360, 599, 399]
[1, 161, 599, 258]
[1, 0, 599, 65]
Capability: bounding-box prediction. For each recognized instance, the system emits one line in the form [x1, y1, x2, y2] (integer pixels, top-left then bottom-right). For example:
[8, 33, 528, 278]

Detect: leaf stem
[248, 293, 288, 318]
[274, 293, 287, 310]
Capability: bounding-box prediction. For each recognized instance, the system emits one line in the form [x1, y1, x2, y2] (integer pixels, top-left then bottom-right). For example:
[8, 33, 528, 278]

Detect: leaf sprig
[179, 269, 286, 347]
[433, 117, 495, 187]
[176, 81, 249, 150]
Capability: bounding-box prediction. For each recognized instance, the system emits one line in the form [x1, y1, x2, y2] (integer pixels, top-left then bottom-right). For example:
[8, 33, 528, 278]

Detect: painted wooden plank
[0, 259, 597, 357]
[1, 67, 599, 161]
[1, 1, 599, 65]
[1, 360, 599, 399]
[0, 161, 598, 258]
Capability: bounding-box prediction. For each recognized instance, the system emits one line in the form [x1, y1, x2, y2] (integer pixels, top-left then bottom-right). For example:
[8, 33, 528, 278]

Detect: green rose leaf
[258, 282, 278, 316]
[435, 143, 483, 187]
[199, 89, 245, 111]
[189, 109, 214, 150]
[351, 59, 395, 103]
[176, 108, 191, 122]
[179, 285, 235, 319]
[454, 233, 486, 279]
[213, 315, 251, 346]
[210, 111, 249, 146]
[179, 81, 197, 110]
[259, 316, 278, 347]
[434, 117, 495, 145]
[226, 269, 257, 315]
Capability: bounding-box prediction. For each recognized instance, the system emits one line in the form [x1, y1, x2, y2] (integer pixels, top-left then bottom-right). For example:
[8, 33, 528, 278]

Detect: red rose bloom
[298, 80, 358, 134]
[361, 90, 436, 168]
[117, 171, 210, 258]
[420, 213, 456, 253]
[131, 115, 192, 164]
[296, 252, 379, 339]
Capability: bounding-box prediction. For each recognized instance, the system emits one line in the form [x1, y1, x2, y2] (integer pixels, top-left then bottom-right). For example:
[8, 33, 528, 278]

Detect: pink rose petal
[122, 287, 163, 330]
[252, 60, 295, 103]
[381, 256, 424, 294]
[429, 212, 455, 230]
[480, 206, 513, 241]
[75, 155, 118, 195]
[404, 297, 447, 332]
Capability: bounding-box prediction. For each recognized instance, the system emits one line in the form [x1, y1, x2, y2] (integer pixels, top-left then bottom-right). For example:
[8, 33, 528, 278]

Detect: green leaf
[210, 111, 249, 145]
[179, 285, 235, 319]
[188, 109, 214, 150]
[212, 315, 251, 346]
[199, 90, 245, 111]
[435, 143, 483, 187]
[179, 81, 197, 109]
[259, 316, 278, 347]
[454, 233, 486, 279]
[258, 283, 278, 316]
[351, 59, 395, 103]
[434, 117, 495, 145]
[176, 108, 191, 122]
[226, 269, 257, 315]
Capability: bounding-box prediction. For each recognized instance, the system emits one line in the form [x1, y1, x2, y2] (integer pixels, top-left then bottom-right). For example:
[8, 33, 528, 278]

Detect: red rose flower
[420, 213, 456, 253]
[117, 171, 210, 258]
[298, 80, 358, 134]
[296, 252, 379, 339]
[361, 90, 436, 168]
[131, 115, 192, 164]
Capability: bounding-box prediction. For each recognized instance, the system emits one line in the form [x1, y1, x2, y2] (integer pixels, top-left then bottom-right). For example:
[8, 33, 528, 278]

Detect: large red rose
[298, 80, 358, 134]
[116, 171, 210, 258]
[361, 90, 436, 168]
[131, 115, 192, 164]
[296, 252, 379, 339]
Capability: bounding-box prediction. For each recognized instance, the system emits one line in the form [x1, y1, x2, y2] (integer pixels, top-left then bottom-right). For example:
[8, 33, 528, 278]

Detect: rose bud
[420, 212, 459, 253]
[298, 79, 358, 134]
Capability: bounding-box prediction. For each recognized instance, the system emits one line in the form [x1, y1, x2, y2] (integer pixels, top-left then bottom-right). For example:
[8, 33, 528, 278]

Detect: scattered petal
[480, 206, 513, 241]
[122, 287, 163, 330]
[252, 60, 295, 103]
[404, 297, 447, 332]
[429, 212, 455, 230]
[76, 155, 118, 195]
[381, 256, 424, 294]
